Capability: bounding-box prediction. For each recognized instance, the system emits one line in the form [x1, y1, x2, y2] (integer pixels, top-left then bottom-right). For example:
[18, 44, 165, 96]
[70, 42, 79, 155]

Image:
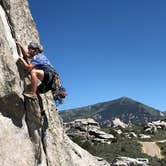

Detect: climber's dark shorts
[36, 66, 56, 93]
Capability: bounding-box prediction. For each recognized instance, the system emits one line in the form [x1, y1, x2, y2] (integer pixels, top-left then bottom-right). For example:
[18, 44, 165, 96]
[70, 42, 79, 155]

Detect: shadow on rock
[0, 93, 25, 127]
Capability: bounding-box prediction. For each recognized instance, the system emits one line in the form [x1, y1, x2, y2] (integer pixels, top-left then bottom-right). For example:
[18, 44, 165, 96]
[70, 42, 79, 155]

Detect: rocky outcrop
[139, 134, 151, 139]
[112, 118, 128, 129]
[65, 118, 100, 132]
[123, 132, 137, 139]
[65, 118, 115, 144]
[111, 157, 149, 166]
[0, 0, 110, 165]
[144, 120, 166, 134]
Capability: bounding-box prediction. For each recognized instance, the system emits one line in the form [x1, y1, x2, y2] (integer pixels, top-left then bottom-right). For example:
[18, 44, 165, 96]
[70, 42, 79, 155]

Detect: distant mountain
[60, 97, 165, 125]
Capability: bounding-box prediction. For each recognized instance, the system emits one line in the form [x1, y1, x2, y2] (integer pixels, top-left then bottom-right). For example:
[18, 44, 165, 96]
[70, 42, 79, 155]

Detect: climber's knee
[31, 69, 44, 81]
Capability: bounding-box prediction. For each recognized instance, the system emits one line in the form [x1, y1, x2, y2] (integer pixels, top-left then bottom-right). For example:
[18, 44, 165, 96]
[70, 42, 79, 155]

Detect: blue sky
[28, 0, 166, 111]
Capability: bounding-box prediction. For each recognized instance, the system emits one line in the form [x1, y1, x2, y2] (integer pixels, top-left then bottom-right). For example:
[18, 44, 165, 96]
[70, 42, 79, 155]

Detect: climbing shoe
[23, 92, 37, 99]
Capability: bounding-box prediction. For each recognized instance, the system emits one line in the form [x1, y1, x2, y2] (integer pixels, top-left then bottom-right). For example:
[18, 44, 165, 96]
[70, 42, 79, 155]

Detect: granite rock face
[0, 0, 110, 165]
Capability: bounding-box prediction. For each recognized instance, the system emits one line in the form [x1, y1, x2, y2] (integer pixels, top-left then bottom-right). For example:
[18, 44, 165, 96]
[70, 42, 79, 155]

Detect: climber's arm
[18, 56, 34, 72]
[16, 42, 31, 58]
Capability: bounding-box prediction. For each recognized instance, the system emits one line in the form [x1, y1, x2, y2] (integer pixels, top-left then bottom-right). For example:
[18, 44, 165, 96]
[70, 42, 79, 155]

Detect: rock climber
[17, 42, 61, 100]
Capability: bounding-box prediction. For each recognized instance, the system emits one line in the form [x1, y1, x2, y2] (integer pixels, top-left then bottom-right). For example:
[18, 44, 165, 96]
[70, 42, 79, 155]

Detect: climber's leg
[24, 69, 44, 99]
[31, 69, 44, 95]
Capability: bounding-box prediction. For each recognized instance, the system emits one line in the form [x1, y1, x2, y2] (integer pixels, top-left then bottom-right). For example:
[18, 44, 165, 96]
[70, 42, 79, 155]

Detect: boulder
[75, 118, 100, 126]
[144, 122, 157, 134]
[139, 134, 151, 139]
[112, 157, 149, 166]
[65, 118, 115, 144]
[65, 118, 100, 132]
[124, 132, 137, 139]
[114, 129, 123, 135]
[112, 118, 128, 129]
[144, 120, 166, 134]
[152, 120, 166, 129]
[89, 128, 115, 139]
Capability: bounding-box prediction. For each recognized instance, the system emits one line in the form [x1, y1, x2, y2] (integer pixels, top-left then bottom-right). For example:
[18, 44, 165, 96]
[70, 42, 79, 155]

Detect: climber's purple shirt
[31, 53, 52, 69]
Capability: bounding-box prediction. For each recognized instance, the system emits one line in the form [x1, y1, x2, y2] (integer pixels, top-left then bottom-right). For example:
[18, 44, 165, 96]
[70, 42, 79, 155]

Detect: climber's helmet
[28, 42, 43, 53]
